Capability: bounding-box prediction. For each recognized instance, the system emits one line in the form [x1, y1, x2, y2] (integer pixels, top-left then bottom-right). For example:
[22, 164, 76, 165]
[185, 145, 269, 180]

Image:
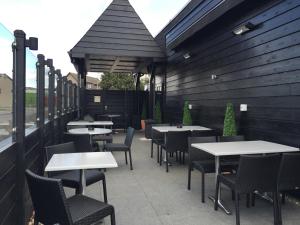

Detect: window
[0, 23, 13, 143]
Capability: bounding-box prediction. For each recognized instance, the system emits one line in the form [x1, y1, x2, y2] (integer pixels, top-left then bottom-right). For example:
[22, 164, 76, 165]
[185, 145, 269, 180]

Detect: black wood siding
[165, 0, 300, 147]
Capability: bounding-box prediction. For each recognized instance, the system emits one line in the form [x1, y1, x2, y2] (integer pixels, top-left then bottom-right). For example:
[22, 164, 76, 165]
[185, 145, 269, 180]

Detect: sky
[0, 0, 190, 80]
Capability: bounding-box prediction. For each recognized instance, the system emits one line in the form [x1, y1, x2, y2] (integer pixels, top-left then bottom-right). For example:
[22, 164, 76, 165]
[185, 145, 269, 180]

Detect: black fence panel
[84, 90, 150, 130]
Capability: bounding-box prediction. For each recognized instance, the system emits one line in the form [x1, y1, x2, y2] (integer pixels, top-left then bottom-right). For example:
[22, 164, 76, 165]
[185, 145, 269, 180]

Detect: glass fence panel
[25, 49, 37, 129]
[45, 67, 49, 121]
[0, 24, 13, 142]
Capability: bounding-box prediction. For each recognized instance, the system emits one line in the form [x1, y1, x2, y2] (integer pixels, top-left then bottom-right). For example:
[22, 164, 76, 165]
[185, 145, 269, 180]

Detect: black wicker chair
[25, 170, 115, 225]
[83, 114, 95, 122]
[64, 133, 93, 152]
[218, 135, 245, 170]
[214, 154, 281, 225]
[161, 131, 190, 172]
[187, 136, 217, 202]
[145, 119, 155, 139]
[104, 127, 135, 170]
[151, 124, 169, 162]
[45, 142, 107, 203]
[276, 152, 300, 225]
[191, 129, 218, 137]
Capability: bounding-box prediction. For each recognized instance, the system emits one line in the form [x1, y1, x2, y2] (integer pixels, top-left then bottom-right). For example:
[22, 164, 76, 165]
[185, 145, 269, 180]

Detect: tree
[223, 103, 237, 136]
[182, 101, 192, 125]
[140, 75, 150, 90]
[154, 101, 162, 123]
[100, 72, 135, 90]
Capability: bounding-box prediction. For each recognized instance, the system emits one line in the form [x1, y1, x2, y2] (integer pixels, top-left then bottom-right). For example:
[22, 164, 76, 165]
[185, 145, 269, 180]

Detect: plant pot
[141, 119, 145, 130]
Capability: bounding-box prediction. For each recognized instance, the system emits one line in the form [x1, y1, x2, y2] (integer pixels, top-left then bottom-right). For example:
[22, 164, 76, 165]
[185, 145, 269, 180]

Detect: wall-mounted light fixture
[211, 74, 218, 80]
[183, 53, 191, 59]
[233, 22, 256, 35]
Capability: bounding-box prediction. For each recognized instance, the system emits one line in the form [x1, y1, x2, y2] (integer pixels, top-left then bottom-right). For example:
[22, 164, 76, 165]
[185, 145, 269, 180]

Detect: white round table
[69, 128, 112, 144]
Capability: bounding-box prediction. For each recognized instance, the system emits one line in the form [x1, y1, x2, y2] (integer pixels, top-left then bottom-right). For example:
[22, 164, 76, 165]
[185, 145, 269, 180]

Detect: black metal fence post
[68, 81, 73, 113]
[63, 77, 68, 115]
[36, 54, 45, 130]
[36, 54, 46, 171]
[12, 30, 38, 225]
[48, 62, 55, 144]
[56, 69, 62, 142]
[77, 73, 81, 119]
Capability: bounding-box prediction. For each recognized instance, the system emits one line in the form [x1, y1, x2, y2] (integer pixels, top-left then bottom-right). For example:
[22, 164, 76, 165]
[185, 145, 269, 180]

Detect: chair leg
[151, 141, 154, 158]
[125, 151, 128, 164]
[157, 144, 160, 163]
[251, 192, 256, 207]
[187, 165, 192, 190]
[128, 150, 133, 170]
[183, 152, 185, 164]
[166, 152, 169, 172]
[179, 151, 181, 163]
[111, 209, 116, 225]
[246, 193, 250, 208]
[272, 192, 279, 225]
[214, 177, 220, 210]
[235, 192, 240, 225]
[277, 191, 283, 225]
[102, 177, 108, 203]
[201, 172, 205, 203]
[176, 151, 178, 161]
[281, 192, 286, 204]
[232, 190, 235, 201]
[34, 215, 38, 225]
[160, 147, 163, 166]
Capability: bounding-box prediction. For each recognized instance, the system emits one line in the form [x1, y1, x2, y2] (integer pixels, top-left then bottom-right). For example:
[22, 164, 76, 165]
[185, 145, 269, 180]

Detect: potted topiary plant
[182, 101, 192, 126]
[223, 102, 237, 136]
[154, 101, 162, 124]
[141, 102, 147, 130]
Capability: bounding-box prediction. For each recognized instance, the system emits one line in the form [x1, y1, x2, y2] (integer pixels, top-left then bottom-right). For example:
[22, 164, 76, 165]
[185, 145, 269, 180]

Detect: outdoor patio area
[2, 1, 300, 225]
[64, 131, 300, 225]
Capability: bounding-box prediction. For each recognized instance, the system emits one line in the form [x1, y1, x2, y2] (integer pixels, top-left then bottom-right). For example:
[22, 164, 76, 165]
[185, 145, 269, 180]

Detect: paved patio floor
[65, 131, 300, 225]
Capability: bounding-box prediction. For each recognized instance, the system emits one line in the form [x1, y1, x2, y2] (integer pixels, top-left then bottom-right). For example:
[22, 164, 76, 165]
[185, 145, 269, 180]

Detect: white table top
[67, 121, 113, 126]
[68, 128, 112, 135]
[192, 140, 299, 156]
[153, 125, 211, 133]
[45, 152, 118, 171]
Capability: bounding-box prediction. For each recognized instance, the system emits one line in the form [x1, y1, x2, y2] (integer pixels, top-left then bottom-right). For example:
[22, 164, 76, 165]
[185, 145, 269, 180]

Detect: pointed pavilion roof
[69, 0, 165, 74]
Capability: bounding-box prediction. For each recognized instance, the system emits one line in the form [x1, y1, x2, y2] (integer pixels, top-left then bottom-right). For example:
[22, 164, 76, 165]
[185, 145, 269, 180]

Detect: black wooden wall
[164, 0, 300, 147]
[0, 112, 76, 225]
[84, 90, 149, 129]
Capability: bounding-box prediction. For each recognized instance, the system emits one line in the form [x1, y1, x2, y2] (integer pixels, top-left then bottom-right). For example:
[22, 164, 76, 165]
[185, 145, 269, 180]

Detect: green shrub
[154, 101, 162, 123]
[223, 103, 237, 136]
[182, 101, 192, 125]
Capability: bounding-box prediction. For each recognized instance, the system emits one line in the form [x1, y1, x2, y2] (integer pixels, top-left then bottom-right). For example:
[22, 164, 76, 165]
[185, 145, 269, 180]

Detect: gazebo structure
[69, 0, 165, 118]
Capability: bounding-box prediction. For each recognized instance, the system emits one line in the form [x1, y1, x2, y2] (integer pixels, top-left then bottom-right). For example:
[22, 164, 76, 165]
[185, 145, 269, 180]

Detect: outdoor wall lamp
[211, 74, 218, 80]
[233, 22, 256, 35]
[183, 53, 191, 59]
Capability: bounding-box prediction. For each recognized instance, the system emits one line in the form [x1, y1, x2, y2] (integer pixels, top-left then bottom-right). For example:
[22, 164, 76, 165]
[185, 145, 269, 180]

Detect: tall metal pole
[36, 54, 45, 130]
[77, 73, 81, 119]
[12, 30, 38, 225]
[56, 69, 62, 142]
[48, 62, 55, 144]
